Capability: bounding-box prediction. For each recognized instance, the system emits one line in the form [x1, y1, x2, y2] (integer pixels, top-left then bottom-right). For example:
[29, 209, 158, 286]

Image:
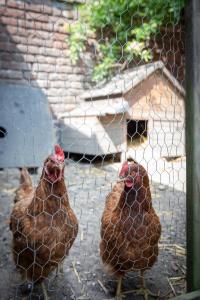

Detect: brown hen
[10, 145, 78, 299]
[100, 161, 161, 300]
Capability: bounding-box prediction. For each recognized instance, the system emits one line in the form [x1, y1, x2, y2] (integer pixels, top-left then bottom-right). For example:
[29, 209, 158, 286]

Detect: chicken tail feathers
[20, 168, 32, 187]
[14, 168, 33, 203]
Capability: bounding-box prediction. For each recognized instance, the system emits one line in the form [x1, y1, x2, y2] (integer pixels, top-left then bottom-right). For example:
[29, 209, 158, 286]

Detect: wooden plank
[61, 114, 126, 155]
[61, 138, 105, 155]
[124, 72, 185, 121]
[185, 0, 200, 292]
[149, 120, 185, 157]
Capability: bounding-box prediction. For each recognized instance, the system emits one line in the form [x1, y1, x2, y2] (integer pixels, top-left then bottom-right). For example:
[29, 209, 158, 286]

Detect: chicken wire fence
[0, 1, 188, 300]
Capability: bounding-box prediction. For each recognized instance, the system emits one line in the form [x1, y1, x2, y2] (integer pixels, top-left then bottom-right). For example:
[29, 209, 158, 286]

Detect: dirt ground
[0, 160, 186, 300]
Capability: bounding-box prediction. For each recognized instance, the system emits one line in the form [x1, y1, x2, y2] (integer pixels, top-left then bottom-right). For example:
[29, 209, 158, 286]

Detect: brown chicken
[100, 161, 161, 300]
[10, 145, 78, 299]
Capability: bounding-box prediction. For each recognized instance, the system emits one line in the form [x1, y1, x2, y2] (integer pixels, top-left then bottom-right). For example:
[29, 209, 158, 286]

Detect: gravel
[0, 160, 186, 300]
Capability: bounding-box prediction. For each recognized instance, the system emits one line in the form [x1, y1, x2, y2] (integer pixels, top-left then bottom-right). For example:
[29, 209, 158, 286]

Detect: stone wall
[0, 0, 92, 117]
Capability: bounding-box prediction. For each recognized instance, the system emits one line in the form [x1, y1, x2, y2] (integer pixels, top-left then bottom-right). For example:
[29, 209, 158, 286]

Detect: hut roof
[81, 61, 185, 101]
[59, 98, 129, 118]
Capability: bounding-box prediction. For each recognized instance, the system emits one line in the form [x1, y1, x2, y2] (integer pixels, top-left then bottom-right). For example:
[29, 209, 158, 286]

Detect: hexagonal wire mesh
[0, 0, 186, 299]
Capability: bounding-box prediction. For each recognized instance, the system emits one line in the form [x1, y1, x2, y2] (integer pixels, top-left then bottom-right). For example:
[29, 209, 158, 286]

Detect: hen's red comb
[54, 144, 65, 161]
[122, 161, 128, 168]
[119, 161, 129, 177]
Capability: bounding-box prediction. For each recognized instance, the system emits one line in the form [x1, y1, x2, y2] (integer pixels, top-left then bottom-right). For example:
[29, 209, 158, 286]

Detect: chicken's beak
[117, 176, 125, 183]
[57, 162, 64, 170]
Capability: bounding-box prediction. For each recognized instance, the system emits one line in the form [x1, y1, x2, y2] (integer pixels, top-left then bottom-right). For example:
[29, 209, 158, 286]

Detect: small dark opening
[127, 120, 148, 145]
[0, 127, 7, 138]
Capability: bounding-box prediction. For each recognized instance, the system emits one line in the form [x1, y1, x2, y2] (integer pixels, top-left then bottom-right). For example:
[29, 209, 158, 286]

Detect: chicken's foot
[41, 282, 48, 300]
[104, 277, 125, 300]
[115, 277, 126, 300]
[55, 263, 64, 278]
[19, 274, 34, 296]
[123, 272, 160, 300]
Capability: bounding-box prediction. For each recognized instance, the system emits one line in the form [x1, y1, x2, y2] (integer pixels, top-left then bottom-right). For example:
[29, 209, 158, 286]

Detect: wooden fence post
[186, 0, 200, 292]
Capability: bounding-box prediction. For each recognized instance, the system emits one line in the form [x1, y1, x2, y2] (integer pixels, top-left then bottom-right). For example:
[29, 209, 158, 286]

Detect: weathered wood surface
[185, 0, 200, 293]
[61, 115, 127, 155]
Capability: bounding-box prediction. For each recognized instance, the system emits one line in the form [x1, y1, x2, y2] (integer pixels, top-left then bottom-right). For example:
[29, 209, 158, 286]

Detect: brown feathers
[14, 168, 34, 203]
[10, 153, 78, 283]
[100, 161, 161, 277]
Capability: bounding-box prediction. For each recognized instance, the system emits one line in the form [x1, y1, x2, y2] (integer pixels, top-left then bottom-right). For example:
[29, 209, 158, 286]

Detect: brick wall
[0, 0, 93, 116]
[0, 0, 185, 118]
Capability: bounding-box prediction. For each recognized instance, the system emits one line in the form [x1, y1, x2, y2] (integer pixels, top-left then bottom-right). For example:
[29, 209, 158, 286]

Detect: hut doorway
[127, 119, 148, 146]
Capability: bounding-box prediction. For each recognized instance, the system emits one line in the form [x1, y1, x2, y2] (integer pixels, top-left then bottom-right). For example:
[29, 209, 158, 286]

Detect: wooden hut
[81, 61, 185, 158]
[59, 99, 129, 160]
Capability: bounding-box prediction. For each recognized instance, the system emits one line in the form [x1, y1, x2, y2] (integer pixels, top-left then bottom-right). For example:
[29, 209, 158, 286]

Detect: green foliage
[67, 0, 185, 83]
